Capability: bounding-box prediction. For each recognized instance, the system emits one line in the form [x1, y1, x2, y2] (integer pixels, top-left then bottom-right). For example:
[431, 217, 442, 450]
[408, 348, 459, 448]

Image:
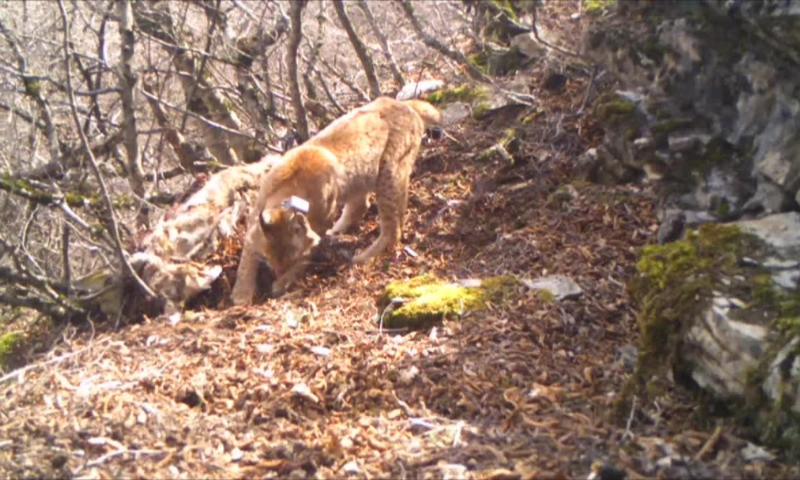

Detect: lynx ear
[259, 209, 276, 234]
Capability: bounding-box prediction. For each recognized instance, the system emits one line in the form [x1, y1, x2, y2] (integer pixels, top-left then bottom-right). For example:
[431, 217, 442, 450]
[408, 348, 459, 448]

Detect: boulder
[396, 80, 445, 101]
[441, 102, 471, 125]
[375, 275, 520, 330]
[629, 212, 800, 456]
[510, 32, 546, 59]
[521, 275, 583, 301]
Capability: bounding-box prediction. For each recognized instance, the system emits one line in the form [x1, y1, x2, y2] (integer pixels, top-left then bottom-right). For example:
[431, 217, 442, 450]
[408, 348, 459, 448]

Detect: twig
[232, 0, 259, 22]
[315, 69, 346, 116]
[499, 88, 537, 107]
[62, 223, 71, 294]
[530, 2, 585, 60]
[85, 448, 166, 468]
[57, 0, 156, 299]
[318, 56, 369, 102]
[395, 0, 490, 83]
[366, 327, 409, 335]
[452, 421, 464, 447]
[440, 129, 462, 145]
[695, 426, 723, 460]
[623, 394, 637, 440]
[395, 396, 416, 417]
[574, 65, 599, 117]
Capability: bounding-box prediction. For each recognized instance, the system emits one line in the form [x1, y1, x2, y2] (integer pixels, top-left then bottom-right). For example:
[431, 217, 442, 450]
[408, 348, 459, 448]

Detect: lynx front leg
[328, 194, 369, 235]
[270, 259, 309, 297]
[230, 225, 266, 305]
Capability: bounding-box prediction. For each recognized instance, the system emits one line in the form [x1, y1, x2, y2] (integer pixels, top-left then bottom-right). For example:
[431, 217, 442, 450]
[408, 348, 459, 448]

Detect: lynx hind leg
[352, 140, 420, 264]
[328, 193, 369, 235]
[230, 225, 266, 305]
[352, 178, 408, 264]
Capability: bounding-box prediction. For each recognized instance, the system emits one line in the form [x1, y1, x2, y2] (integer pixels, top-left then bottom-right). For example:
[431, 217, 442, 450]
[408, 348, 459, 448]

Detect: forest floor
[2, 9, 799, 480]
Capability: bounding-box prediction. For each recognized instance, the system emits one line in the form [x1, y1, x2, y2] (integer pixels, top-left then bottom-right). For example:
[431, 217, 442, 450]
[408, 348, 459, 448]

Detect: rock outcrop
[582, 0, 800, 222]
[629, 212, 800, 456]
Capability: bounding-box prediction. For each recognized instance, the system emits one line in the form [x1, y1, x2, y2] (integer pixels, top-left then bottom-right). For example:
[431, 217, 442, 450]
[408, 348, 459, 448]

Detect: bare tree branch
[0, 17, 62, 163]
[57, 0, 157, 299]
[139, 89, 281, 153]
[143, 80, 216, 171]
[333, 0, 382, 100]
[287, 0, 310, 141]
[395, 0, 490, 83]
[118, 0, 148, 228]
[318, 55, 369, 102]
[357, 0, 405, 88]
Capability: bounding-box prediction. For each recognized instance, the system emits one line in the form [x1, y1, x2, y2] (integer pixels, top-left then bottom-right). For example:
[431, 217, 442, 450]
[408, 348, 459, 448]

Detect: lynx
[231, 97, 442, 305]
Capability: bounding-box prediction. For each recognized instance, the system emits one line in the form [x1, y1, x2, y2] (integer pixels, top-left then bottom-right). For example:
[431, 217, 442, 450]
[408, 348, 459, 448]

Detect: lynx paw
[351, 251, 373, 264]
[231, 291, 253, 306]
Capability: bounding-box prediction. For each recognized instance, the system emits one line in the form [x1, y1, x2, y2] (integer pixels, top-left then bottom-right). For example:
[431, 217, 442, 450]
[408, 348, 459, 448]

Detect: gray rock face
[510, 32, 546, 59]
[738, 211, 800, 258]
[675, 213, 800, 426]
[396, 80, 444, 101]
[584, 2, 800, 228]
[521, 275, 583, 301]
[441, 102, 471, 125]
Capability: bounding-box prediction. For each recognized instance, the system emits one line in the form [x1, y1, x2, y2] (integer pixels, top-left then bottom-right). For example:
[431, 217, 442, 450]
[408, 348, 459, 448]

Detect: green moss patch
[376, 274, 520, 329]
[424, 84, 489, 105]
[650, 117, 694, 137]
[0, 332, 23, 371]
[596, 97, 637, 124]
[622, 222, 800, 455]
[630, 224, 756, 379]
[585, 0, 615, 14]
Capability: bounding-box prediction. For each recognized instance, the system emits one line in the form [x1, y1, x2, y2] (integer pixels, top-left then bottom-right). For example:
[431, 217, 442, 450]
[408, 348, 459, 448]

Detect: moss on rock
[0, 332, 22, 371]
[424, 84, 489, 106]
[584, 0, 615, 15]
[630, 224, 752, 379]
[622, 221, 800, 456]
[650, 117, 694, 137]
[376, 274, 520, 329]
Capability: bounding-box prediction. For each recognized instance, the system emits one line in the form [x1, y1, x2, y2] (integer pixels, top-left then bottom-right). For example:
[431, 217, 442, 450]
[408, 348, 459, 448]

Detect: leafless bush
[0, 0, 476, 323]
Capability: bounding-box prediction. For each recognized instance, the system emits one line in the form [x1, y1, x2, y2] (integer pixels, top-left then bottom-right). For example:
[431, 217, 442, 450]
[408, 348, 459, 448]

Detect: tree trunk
[287, 0, 310, 142]
[118, 0, 148, 229]
[357, 0, 405, 88]
[235, 14, 288, 150]
[333, 0, 382, 100]
[396, 0, 489, 83]
[133, 2, 259, 164]
[142, 81, 215, 172]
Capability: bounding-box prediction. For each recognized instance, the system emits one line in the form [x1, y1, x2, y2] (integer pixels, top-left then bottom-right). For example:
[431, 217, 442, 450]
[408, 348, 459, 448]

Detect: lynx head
[258, 207, 321, 276]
